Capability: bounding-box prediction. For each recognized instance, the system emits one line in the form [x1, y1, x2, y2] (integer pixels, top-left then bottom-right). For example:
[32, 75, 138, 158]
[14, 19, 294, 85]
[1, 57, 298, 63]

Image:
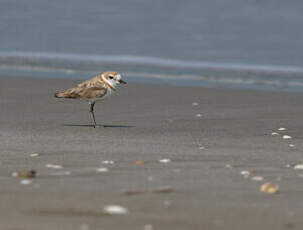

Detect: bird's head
[102, 71, 126, 88]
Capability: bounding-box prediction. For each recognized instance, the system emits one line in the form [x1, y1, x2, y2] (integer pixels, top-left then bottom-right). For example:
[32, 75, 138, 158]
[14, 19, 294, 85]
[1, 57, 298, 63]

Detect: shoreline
[1, 76, 303, 229]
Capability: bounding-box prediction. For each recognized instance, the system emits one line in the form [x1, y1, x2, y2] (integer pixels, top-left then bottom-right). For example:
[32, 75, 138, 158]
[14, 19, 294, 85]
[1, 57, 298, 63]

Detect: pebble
[260, 182, 279, 194]
[103, 205, 129, 215]
[96, 167, 109, 173]
[282, 135, 292, 140]
[159, 159, 171, 163]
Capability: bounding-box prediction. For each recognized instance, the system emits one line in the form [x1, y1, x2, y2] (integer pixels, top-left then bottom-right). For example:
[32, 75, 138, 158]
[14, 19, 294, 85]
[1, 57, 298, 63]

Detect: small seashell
[260, 182, 279, 194]
[192, 102, 199, 106]
[271, 132, 279, 136]
[103, 205, 129, 215]
[20, 179, 32, 185]
[134, 161, 145, 165]
[278, 128, 286, 131]
[96, 167, 108, 172]
[159, 158, 171, 163]
[283, 135, 292, 140]
[251, 176, 264, 181]
[17, 170, 36, 178]
[289, 144, 295, 147]
[293, 164, 303, 170]
[102, 160, 115, 165]
[30, 153, 39, 157]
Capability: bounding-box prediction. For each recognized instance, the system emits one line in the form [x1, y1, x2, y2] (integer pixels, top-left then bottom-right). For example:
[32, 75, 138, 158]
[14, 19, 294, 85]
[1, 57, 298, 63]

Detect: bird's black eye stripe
[109, 76, 114, 79]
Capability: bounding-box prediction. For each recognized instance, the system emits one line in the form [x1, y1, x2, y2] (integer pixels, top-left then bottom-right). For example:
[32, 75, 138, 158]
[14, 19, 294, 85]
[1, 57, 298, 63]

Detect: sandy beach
[1, 76, 303, 230]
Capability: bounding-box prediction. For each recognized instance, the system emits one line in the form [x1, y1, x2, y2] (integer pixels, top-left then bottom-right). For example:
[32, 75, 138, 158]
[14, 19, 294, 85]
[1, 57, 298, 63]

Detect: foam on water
[1, 51, 303, 92]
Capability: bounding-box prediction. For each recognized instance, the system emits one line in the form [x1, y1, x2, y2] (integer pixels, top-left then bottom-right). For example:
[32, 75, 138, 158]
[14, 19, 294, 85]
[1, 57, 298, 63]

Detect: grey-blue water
[1, 0, 303, 91]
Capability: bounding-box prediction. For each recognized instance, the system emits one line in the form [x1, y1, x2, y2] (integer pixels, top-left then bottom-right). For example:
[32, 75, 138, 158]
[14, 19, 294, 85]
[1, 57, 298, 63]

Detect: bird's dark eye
[109, 76, 114, 79]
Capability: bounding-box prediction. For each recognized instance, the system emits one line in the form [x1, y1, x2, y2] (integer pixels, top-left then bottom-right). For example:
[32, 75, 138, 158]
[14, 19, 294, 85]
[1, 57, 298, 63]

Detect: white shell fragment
[103, 205, 129, 215]
[289, 144, 295, 147]
[96, 167, 109, 173]
[159, 159, 171, 163]
[192, 102, 199, 106]
[45, 164, 63, 169]
[20, 179, 32, 185]
[240, 170, 251, 178]
[271, 132, 279, 136]
[30, 153, 39, 157]
[283, 135, 292, 139]
[294, 164, 303, 170]
[251, 176, 264, 181]
[278, 128, 286, 131]
[198, 146, 205, 150]
[102, 160, 115, 165]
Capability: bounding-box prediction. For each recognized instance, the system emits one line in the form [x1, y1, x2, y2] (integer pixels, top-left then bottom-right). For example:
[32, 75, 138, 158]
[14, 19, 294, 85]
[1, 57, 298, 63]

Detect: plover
[54, 71, 126, 128]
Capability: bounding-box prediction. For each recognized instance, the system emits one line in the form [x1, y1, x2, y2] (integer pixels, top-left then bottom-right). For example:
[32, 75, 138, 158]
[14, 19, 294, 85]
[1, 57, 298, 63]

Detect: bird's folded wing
[57, 85, 107, 99]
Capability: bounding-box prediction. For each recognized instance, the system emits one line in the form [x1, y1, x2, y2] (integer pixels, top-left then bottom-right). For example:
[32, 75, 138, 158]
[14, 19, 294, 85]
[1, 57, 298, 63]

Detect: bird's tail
[54, 92, 65, 98]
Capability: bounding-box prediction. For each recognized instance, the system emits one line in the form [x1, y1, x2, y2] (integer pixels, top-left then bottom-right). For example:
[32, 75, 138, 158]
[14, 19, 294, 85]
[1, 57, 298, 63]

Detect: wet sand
[1, 76, 303, 229]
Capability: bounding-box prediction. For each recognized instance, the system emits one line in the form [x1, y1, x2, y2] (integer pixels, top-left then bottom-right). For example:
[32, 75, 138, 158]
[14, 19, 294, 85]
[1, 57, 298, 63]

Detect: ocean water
[1, 0, 303, 91]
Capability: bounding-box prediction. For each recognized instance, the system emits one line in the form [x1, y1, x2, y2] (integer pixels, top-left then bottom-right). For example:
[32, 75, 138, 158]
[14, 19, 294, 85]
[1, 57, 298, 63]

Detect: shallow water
[1, 0, 303, 91]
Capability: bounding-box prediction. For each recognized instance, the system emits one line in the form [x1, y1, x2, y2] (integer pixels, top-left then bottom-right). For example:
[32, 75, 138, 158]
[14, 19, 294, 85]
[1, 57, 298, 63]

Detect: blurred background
[1, 0, 303, 91]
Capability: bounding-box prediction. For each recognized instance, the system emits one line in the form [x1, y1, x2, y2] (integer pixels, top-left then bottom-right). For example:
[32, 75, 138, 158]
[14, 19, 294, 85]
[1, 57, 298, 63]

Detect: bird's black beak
[119, 79, 127, 84]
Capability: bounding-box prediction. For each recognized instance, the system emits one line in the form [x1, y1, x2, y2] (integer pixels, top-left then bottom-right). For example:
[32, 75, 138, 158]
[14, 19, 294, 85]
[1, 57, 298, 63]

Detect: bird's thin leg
[89, 102, 97, 128]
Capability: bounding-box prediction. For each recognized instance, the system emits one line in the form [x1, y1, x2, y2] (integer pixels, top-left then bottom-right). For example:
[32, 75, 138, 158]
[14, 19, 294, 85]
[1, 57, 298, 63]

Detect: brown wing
[54, 76, 108, 99]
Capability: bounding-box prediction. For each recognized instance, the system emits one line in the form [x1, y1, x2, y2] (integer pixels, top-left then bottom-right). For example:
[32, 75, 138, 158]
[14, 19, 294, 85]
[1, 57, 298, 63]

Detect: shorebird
[54, 71, 126, 128]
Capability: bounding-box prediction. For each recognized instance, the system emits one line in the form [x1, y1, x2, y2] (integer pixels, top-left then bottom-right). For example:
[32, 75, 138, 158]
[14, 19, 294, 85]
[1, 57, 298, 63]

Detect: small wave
[1, 51, 303, 91]
[1, 51, 303, 75]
